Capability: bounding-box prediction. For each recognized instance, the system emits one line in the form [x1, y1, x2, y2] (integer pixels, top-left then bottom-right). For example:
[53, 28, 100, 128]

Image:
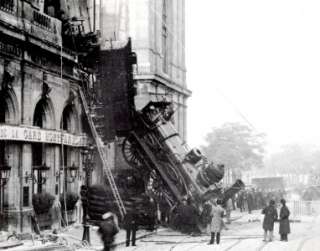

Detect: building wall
[99, 0, 190, 141]
[0, 0, 89, 232]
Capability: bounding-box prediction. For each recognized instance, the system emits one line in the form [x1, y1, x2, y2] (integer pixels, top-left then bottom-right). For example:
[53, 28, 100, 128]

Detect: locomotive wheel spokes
[122, 135, 143, 169]
[147, 171, 174, 205]
[147, 171, 163, 199]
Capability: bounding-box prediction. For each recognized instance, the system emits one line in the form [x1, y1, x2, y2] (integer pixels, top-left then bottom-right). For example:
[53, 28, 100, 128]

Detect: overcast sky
[186, 0, 320, 154]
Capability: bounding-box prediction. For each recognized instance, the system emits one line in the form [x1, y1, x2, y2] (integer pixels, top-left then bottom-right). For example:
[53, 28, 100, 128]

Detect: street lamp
[66, 163, 79, 183]
[81, 145, 95, 244]
[25, 163, 50, 193]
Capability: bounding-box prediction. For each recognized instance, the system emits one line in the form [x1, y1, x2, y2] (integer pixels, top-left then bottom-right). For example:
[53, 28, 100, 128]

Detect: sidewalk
[0, 224, 161, 251]
[60, 223, 162, 250]
[0, 210, 260, 251]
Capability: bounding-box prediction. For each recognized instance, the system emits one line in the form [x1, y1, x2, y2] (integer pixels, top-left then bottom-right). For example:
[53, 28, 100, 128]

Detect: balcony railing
[0, 0, 14, 13]
[23, 2, 62, 45]
[0, 0, 98, 53]
[33, 10, 52, 31]
[0, 0, 62, 45]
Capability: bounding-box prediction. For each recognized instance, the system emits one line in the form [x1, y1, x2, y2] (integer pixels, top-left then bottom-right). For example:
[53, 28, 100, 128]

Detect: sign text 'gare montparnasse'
[0, 125, 88, 147]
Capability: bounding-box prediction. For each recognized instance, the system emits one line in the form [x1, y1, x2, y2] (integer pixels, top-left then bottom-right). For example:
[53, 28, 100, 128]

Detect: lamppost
[81, 145, 95, 244]
[66, 163, 79, 183]
[0, 161, 11, 213]
[25, 163, 50, 193]
[61, 163, 79, 186]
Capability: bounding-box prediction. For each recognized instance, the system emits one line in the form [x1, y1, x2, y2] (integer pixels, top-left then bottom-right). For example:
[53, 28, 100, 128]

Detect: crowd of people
[235, 188, 286, 213]
[96, 188, 291, 249]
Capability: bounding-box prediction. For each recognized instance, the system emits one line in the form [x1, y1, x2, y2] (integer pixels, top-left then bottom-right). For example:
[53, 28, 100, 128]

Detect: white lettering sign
[0, 125, 88, 147]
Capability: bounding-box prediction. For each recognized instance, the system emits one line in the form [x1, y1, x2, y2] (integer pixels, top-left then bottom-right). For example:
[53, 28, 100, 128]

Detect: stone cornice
[134, 73, 191, 97]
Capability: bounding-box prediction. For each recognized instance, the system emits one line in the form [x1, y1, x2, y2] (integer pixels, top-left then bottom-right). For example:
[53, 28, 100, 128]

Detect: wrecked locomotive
[82, 40, 244, 230]
[121, 100, 245, 229]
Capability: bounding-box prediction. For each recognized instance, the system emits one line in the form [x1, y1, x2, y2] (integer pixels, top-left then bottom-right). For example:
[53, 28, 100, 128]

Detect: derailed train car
[85, 40, 244, 230]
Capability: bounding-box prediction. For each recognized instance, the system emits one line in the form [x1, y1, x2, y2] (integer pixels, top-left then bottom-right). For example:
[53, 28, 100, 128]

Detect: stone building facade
[0, 0, 93, 232]
[99, 0, 190, 140]
[0, 0, 190, 232]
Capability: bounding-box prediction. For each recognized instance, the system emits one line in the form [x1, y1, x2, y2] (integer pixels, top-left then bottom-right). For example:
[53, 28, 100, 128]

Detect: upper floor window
[44, 0, 60, 18]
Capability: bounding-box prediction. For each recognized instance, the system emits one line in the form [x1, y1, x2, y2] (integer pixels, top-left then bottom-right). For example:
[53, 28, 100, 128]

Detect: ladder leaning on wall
[78, 87, 126, 219]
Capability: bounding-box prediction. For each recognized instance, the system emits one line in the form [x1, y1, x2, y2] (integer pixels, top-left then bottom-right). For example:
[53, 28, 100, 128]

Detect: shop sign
[0, 125, 88, 147]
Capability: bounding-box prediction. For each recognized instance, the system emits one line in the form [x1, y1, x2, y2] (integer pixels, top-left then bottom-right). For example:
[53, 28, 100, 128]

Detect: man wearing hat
[262, 200, 278, 242]
[123, 207, 139, 247]
[98, 212, 119, 251]
[279, 199, 290, 241]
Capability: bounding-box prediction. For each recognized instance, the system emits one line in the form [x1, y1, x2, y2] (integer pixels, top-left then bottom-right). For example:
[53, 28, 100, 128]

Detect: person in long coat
[176, 197, 199, 234]
[208, 199, 225, 245]
[279, 199, 290, 241]
[123, 208, 139, 247]
[262, 200, 278, 242]
[247, 191, 254, 214]
[98, 212, 119, 251]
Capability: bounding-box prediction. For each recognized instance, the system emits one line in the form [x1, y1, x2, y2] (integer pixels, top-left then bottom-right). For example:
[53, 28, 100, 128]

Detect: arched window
[60, 104, 79, 191]
[0, 89, 17, 165]
[0, 89, 18, 211]
[32, 98, 54, 193]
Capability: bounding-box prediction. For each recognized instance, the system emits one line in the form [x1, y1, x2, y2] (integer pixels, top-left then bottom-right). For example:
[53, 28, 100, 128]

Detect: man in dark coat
[98, 212, 119, 251]
[159, 196, 170, 225]
[279, 199, 290, 241]
[123, 208, 138, 247]
[262, 200, 278, 242]
[176, 197, 199, 234]
[237, 192, 244, 212]
[247, 191, 254, 214]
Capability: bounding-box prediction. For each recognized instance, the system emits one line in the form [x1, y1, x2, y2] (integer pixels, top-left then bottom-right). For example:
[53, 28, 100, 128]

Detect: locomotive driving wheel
[122, 134, 144, 169]
[147, 170, 175, 207]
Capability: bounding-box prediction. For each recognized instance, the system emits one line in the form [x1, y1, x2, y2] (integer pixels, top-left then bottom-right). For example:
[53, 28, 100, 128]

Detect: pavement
[0, 209, 319, 251]
[60, 223, 164, 250]
[0, 222, 162, 251]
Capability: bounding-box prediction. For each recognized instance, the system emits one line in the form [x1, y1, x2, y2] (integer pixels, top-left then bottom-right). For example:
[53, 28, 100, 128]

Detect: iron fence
[286, 200, 320, 220]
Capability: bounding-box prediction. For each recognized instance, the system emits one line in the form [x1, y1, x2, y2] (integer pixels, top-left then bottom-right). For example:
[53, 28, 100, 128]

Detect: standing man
[262, 200, 278, 242]
[159, 196, 170, 225]
[123, 207, 138, 247]
[279, 199, 290, 241]
[147, 197, 157, 231]
[247, 191, 254, 214]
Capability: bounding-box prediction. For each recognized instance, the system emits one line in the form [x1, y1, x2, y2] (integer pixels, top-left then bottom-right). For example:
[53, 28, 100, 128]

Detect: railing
[33, 11, 52, 31]
[23, 2, 62, 45]
[0, 0, 62, 45]
[0, 0, 14, 13]
[287, 200, 320, 220]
